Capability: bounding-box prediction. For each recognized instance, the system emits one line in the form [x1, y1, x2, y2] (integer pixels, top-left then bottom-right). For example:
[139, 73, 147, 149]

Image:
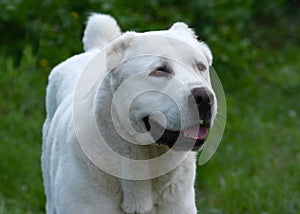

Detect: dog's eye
[149, 65, 173, 77]
[151, 70, 166, 76]
[197, 63, 207, 72]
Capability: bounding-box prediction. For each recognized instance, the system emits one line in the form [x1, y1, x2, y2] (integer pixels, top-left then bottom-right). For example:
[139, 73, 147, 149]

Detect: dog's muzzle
[143, 87, 214, 151]
[189, 87, 214, 126]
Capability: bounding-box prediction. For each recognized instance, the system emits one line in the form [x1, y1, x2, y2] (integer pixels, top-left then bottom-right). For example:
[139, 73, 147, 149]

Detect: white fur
[42, 13, 215, 214]
[82, 13, 121, 51]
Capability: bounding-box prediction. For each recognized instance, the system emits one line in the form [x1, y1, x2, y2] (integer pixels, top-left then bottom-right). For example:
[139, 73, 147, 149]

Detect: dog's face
[107, 23, 217, 151]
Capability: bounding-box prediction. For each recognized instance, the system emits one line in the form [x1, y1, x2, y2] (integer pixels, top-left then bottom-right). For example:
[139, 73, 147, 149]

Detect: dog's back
[42, 14, 123, 213]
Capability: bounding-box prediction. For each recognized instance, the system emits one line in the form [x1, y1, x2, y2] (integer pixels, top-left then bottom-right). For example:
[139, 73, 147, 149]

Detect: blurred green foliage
[1, 0, 299, 70]
[0, 0, 300, 213]
[0, 0, 194, 66]
[0, 47, 46, 213]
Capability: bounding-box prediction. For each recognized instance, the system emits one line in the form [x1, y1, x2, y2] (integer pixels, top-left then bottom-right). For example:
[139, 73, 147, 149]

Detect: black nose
[190, 87, 214, 106]
[189, 87, 214, 126]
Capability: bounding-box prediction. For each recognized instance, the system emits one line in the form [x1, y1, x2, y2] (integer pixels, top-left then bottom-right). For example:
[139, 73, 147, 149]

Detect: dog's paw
[121, 194, 153, 214]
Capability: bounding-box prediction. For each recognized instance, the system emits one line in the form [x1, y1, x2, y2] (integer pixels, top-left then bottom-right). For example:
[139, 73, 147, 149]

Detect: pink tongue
[184, 126, 208, 140]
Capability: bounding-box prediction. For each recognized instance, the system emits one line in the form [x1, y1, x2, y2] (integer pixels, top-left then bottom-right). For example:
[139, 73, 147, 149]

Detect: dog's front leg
[120, 179, 153, 214]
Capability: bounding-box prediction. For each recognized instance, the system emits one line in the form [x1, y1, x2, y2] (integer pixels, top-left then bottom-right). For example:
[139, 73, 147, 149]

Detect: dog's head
[105, 23, 217, 151]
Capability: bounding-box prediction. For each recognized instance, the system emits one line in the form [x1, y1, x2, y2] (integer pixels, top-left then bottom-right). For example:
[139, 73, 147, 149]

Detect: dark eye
[150, 69, 166, 76]
[149, 64, 173, 77]
[197, 63, 207, 72]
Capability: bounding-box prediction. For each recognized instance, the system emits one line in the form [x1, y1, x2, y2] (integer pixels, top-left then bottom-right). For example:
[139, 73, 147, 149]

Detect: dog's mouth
[143, 116, 209, 151]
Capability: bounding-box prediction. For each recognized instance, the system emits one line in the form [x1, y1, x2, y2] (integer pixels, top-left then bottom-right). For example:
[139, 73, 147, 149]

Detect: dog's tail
[82, 13, 121, 52]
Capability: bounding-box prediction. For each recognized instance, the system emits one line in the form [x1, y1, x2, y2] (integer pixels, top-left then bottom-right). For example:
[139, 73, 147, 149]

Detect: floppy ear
[170, 22, 213, 66]
[105, 32, 135, 72]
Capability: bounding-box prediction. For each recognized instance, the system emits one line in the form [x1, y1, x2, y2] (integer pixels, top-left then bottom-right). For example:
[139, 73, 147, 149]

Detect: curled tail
[82, 13, 121, 51]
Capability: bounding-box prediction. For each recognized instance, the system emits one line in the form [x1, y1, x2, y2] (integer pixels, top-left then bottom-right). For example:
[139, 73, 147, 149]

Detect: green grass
[0, 47, 47, 213]
[195, 47, 300, 213]
[1, 46, 300, 214]
[1, 3, 300, 213]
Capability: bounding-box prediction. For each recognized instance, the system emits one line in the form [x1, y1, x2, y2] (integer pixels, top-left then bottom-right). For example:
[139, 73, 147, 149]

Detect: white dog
[42, 13, 216, 214]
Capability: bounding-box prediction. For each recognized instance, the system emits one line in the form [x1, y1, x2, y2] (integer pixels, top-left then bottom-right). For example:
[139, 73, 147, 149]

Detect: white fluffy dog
[42, 13, 216, 214]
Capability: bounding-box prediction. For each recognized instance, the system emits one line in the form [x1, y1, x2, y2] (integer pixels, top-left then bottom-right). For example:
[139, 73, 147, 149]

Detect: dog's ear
[170, 22, 213, 66]
[199, 42, 213, 66]
[169, 22, 197, 39]
[105, 32, 135, 72]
